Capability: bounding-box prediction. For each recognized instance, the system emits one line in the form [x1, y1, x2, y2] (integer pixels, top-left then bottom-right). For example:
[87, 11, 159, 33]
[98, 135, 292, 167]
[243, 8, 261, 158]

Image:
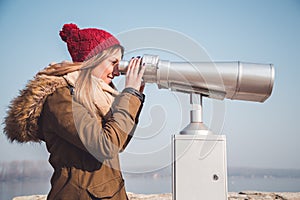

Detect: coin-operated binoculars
[119, 55, 275, 200]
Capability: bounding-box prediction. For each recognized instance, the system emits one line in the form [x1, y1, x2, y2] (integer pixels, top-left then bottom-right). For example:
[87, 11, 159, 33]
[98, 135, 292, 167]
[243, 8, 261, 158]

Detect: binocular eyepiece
[118, 55, 274, 102]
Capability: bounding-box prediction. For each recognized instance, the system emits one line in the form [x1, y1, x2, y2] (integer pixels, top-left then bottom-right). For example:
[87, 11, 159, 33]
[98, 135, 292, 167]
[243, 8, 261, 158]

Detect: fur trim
[3, 75, 67, 143]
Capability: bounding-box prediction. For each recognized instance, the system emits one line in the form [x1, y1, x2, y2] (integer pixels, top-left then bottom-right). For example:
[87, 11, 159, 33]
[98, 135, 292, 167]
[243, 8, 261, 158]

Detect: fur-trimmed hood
[3, 74, 68, 143]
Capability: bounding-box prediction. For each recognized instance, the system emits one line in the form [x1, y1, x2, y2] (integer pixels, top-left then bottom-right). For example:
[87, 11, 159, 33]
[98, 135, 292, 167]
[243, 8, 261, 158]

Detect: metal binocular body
[119, 54, 274, 102]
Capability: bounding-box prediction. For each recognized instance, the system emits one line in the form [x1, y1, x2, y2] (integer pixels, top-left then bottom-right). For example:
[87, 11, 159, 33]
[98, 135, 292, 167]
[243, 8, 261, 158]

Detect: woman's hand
[125, 57, 146, 92]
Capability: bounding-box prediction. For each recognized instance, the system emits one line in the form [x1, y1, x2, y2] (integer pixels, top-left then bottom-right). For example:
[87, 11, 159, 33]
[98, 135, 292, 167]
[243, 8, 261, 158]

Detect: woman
[4, 23, 145, 199]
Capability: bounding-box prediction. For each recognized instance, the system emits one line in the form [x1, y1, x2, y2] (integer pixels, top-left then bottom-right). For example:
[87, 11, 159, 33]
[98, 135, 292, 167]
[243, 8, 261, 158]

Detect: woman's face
[92, 49, 122, 84]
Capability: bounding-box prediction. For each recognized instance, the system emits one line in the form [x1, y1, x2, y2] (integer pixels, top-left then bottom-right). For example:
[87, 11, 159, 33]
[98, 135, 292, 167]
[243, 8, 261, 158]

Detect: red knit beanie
[59, 23, 120, 62]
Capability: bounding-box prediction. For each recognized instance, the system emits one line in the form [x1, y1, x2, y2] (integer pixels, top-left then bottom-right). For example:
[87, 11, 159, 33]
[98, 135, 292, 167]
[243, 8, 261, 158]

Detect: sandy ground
[12, 191, 300, 200]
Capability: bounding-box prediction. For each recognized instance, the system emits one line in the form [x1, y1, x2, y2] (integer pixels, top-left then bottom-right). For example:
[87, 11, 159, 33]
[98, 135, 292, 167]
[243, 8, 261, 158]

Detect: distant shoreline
[2, 160, 300, 200]
[1, 160, 300, 182]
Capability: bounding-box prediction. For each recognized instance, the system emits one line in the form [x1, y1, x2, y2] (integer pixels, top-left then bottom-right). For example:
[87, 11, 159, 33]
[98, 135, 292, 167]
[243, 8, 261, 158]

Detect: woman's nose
[113, 65, 120, 76]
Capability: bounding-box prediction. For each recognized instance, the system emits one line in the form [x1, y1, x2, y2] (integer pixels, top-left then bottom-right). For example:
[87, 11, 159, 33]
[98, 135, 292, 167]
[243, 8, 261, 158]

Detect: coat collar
[3, 74, 67, 143]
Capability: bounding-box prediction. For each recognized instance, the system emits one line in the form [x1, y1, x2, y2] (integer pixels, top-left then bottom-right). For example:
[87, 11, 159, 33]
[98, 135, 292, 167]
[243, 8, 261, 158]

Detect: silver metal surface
[119, 54, 275, 102]
[119, 55, 272, 199]
[180, 94, 213, 135]
[118, 54, 275, 199]
[172, 134, 228, 200]
[190, 94, 202, 123]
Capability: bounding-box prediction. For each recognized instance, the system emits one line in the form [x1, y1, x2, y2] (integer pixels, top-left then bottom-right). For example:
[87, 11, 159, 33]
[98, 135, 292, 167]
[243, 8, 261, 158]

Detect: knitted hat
[59, 23, 120, 62]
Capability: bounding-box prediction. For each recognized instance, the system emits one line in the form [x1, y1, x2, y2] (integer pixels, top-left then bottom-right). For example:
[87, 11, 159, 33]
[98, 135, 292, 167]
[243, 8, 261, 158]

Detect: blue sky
[0, 0, 299, 171]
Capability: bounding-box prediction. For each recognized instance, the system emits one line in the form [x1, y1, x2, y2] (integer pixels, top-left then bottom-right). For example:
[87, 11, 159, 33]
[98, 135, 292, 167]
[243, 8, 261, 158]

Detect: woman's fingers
[132, 57, 141, 75]
[126, 57, 135, 75]
[127, 57, 140, 76]
[125, 57, 145, 91]
[138, 62, 146, 79]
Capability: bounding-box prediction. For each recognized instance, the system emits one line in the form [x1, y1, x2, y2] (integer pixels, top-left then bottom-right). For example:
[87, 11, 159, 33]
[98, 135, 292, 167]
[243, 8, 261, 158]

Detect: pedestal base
[172, 134, 228, 200]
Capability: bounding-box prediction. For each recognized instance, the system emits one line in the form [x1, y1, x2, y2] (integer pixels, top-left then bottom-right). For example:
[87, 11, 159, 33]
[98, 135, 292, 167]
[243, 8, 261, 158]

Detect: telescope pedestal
[172, 94, 228, 200]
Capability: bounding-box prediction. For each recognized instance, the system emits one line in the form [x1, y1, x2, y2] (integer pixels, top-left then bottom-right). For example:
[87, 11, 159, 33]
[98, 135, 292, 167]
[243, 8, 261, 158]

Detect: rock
[12, 195, 46, 200]
[127, 192, 171, 199]
[12, 191, 300, 200]
[229, 191, 300, 200]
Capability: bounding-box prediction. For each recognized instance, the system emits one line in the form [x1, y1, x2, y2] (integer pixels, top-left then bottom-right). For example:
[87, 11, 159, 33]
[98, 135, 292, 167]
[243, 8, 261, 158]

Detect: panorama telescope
[119, 54, 275, 102]
[119, 54, 275, 200]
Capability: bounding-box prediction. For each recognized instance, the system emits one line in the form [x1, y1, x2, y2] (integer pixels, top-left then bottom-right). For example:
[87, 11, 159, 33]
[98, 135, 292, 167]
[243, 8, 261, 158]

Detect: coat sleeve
[45, 87, 143, 161]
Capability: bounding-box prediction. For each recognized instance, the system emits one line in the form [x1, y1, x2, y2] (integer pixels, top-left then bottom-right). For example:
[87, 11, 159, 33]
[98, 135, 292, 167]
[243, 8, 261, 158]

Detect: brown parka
[3, 75, 144, 200]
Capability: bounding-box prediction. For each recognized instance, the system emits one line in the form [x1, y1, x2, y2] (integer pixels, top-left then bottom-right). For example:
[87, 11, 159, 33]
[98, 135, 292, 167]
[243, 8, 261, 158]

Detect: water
[1, 176, 300, 200]
[228, 176, 300, 192]
[0, 179, 50, 200]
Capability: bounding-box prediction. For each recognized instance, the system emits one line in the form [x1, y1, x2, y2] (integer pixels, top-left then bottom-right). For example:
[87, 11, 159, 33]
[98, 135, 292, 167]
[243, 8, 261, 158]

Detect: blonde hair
[39, 45, 124, 117]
